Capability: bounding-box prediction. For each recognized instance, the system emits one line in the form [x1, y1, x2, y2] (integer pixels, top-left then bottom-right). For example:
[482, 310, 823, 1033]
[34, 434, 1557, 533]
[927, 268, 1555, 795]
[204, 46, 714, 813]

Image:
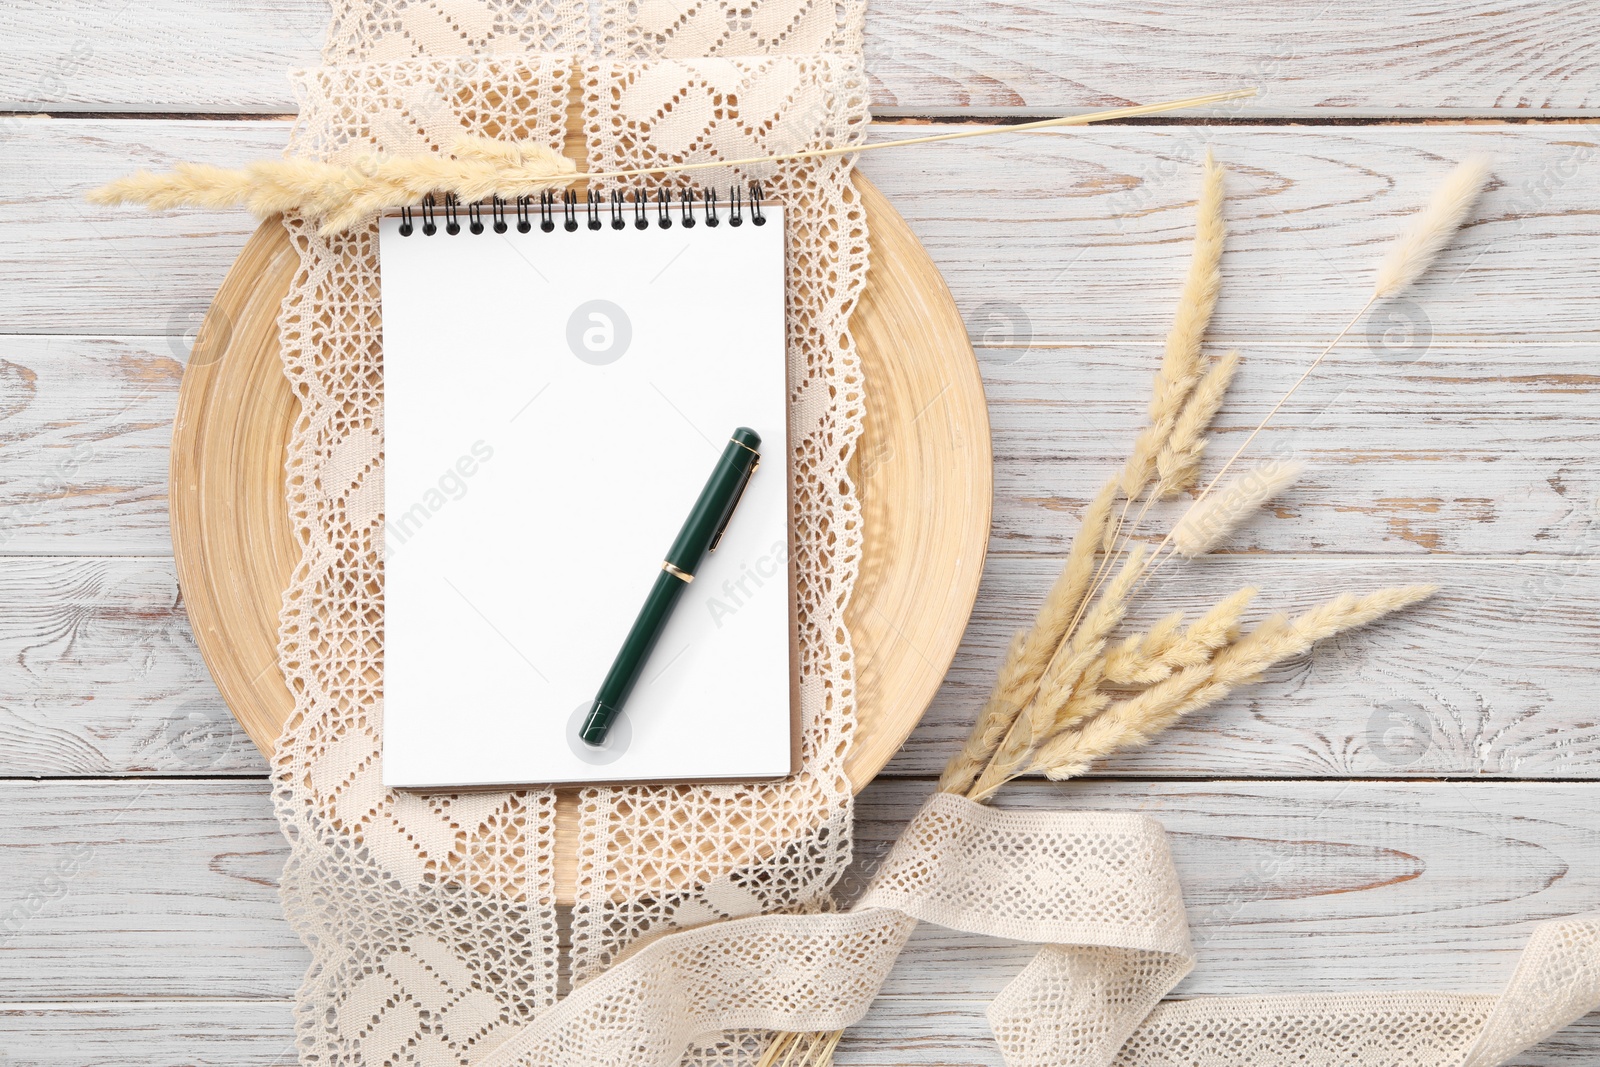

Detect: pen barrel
[581, 570, 688, 744]
[664, 428, 761, 576]
[582, 427, 761, 747]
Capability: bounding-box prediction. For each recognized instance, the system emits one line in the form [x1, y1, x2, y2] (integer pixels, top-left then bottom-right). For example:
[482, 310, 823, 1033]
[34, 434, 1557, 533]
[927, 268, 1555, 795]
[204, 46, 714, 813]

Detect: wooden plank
[0, 1002, 301, 1067]
[0, 999, 1594, 1066]
[3, 778, 1600, 1003]
[863, 0, 1600, 117]
[979, 340, 1600, 557]
[2, 555, 1598, 779]
[862, 125, 1600, 345]
[0, 336, 181, 555]
[0, 1, 324, 115]
[4, 336, 1598, 557]
[893, 556, 1600, 779]
[5, 120, 1597, 342]
[3, 1, 1597, 116]
[0, 557, 262, 778]
[0, 119, 289, 335]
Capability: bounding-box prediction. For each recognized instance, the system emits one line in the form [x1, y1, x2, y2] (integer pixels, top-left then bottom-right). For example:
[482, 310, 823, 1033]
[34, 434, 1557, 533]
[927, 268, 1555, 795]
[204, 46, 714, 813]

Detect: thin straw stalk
[938, 478, 1117, 794]
[966, 546, 1147, 801]
[92, 89, 1257, 234]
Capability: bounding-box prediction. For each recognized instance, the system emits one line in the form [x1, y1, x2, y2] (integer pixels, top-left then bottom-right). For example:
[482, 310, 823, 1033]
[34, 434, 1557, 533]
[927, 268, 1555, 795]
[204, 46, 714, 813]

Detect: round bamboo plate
[172, 175, 990, 902]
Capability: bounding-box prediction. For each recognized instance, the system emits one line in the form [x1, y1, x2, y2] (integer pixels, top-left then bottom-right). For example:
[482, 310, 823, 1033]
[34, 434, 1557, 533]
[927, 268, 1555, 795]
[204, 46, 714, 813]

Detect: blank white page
[379, 205, 792, 789]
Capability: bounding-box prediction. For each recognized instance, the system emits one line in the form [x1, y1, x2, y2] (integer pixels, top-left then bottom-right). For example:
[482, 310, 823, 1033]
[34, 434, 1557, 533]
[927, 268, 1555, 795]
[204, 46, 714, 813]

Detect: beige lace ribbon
[272, 43, 870, 1064]
[458, 793, 1600, 1067]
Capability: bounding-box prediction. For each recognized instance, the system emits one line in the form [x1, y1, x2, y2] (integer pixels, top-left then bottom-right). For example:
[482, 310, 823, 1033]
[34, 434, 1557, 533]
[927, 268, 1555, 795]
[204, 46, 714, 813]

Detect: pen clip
[708, 458, 758, 553]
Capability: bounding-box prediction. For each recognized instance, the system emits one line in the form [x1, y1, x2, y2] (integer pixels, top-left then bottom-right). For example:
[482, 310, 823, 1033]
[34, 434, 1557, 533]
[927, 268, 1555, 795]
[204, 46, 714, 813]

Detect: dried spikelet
[939, 478, 1117, 794]
[1102, 586, 1257, 685]
[1033, 585, 1436, 779]
[1102, 611, 1185, 685]
[89, 164, 265, 211]
[1373, 156, 1492, 302]
[1181, 585, 1258, 654]
[1156, 350, 1239, 496]
[1119, 149, 1227, 497]
[1284, 585, 1438, 644]
[1048, 677, 1111, 740]
[1019, 478, 1119, 684]
[937, 628, 1028, 794]
[1170, 584, 1437, 714]
[87, 140, 579, 235]
[1034, 544, 1148, 712]
[968, 546, 1147, 800]
[1172, 459, 1302, 558]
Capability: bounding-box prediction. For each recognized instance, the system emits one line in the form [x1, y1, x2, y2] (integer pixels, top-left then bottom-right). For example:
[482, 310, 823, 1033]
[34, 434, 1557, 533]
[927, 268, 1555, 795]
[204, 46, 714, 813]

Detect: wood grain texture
[5, 336, 1599, 559]
[168, 220, 298, 762]
[3, 777, 1600, 1006]
[5, 554, 1600, 780]
[0, 1000, 1594, 1067]
[3, 0, 1597, 116]
[0, 557, 259, 779]
[0, 336, 182, 554]
[897, 556, 1600, 779]
[981, 338, 1600, 556]
[7, 121, 1598, 343]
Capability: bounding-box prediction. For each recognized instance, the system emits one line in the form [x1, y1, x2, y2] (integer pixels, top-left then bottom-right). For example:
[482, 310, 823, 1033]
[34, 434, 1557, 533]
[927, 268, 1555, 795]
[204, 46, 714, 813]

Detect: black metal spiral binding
[396, 184, 767, 234]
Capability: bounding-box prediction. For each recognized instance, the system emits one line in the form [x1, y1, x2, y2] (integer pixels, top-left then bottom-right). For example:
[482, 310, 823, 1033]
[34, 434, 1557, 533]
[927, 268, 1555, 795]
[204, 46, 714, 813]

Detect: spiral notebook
[380, 188, 798, 789]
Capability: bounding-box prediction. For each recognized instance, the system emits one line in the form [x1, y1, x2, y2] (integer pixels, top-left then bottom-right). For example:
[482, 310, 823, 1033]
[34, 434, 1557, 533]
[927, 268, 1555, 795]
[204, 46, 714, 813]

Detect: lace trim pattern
[271, 14, 870, 1059]
[273, 55, 571, 1065]
[595, 0, 866, 62]
[304, 793, 1600, 1067]
[572, 53, 870, 988]
[321, 0, 590, 64]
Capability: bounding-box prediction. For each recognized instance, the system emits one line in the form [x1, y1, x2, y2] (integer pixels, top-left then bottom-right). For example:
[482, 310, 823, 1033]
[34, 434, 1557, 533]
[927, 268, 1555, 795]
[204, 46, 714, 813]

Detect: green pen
[580, 427, 762, 747]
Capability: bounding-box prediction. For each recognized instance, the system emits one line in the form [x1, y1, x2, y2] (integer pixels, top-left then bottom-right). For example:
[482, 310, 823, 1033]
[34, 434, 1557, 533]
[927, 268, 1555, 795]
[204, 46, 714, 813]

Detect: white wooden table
[2, 3, 1599, 1063]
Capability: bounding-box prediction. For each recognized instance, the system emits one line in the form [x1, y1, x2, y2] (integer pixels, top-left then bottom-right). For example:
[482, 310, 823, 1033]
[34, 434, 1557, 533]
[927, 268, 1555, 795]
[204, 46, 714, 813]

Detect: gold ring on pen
[662, 561, 695, 583]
